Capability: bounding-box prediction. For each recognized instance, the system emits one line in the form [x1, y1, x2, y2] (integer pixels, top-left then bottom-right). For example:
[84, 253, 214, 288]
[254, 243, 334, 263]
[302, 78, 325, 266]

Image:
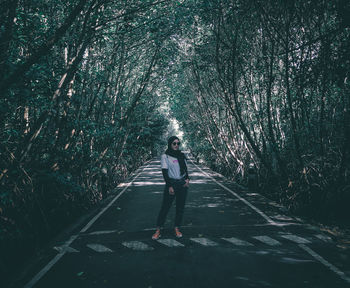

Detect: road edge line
[80, 165, 145, 232]
[23, 160, 151, 288]
[189, 158, 350, 285]
[190, 159, 278, 225]
[299, 244, 350, 284]
[23, 234, 78, 288]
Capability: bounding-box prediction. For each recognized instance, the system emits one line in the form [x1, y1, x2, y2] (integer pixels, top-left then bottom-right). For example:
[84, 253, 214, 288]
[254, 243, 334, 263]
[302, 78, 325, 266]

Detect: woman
[152, 136, 190, 240]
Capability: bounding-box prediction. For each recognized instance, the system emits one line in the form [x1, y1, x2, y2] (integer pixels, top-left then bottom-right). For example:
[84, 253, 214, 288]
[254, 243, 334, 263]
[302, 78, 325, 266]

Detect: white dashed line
[87, 244, 113, 252]
[157, 239, 185, 247]
[222, 237, 253, 246]
[190, 238, 218, 246]
[122, 241, 154, 251]
[252, 236, 281, 246]
[280, 234, 311, 244]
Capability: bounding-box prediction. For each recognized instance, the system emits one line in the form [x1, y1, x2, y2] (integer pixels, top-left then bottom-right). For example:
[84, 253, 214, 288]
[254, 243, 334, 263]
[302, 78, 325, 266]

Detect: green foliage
[0, 0, 176, 283]
[0, 0, 349, 283]
[166, 0, 350, 222]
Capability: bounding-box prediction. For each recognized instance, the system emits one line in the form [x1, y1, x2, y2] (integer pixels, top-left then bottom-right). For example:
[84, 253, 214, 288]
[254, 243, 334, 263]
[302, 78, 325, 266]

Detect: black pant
[156, 183, 188, 228]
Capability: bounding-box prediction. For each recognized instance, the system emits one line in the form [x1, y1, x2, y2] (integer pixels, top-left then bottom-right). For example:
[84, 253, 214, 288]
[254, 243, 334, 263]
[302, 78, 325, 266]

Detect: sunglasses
[172, 142, 181, 146]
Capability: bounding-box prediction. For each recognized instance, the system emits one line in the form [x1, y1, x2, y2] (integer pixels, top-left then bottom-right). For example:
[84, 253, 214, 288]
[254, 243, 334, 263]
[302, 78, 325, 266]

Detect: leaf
[77, 272, 84, 277]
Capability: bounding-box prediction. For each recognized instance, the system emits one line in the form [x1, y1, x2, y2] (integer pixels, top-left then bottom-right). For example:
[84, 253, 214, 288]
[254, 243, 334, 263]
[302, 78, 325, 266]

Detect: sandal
[152, 229, 161, 240]
[175, 227, 182, 238]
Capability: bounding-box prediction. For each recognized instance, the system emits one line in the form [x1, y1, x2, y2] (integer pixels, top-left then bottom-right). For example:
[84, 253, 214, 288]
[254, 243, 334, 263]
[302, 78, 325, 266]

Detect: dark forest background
[1, 0, 349, 284]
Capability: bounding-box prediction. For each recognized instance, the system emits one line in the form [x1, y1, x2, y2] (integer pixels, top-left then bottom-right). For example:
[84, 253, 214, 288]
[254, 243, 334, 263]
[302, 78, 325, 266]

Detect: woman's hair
[167, 136, 180, 150]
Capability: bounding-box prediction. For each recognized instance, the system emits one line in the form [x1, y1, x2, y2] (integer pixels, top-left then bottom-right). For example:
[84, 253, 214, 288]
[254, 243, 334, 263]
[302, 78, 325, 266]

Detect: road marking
[315, 234, 332, 242]
[280, 257, 314, 264]
[157, 239, 185, 247]
[24, 234, 78, 288]
[253, 236, 281, 246]
[23, 162, 151, 288]
[190, 158, 350, 285]
[87, 244, 113, 252]
[88, 230, 118, 235]
[190, 160, 278, 226]
[122, 241, 154, 251]
[281, 234, 311, 244]
[142, 223, 302, 232]
[53, 245, 79, 253]
[271, 215, 294, 221]
[299, 244, 350, 284]
[190, 238, 218, 246]
[222, 237, 253, 246]
[80, 165, 149, 233]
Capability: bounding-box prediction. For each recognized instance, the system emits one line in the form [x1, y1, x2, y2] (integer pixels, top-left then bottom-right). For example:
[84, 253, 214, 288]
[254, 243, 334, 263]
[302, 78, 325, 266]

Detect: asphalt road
[13, 158, 350, 288]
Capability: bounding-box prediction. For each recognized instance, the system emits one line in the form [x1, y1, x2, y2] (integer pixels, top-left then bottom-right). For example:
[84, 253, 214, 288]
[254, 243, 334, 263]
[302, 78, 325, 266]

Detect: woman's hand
[169, 186, 175, 195]
[183, 179, 190, 187]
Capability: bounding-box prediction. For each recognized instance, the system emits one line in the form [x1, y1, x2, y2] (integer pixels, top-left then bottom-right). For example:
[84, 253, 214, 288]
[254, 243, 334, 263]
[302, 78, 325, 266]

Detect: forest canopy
[1, 0, 349, 283]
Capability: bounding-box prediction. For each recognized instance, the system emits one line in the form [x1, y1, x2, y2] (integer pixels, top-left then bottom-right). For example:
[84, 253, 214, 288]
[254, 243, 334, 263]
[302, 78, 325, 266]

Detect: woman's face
[171, 139, 180, 151]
